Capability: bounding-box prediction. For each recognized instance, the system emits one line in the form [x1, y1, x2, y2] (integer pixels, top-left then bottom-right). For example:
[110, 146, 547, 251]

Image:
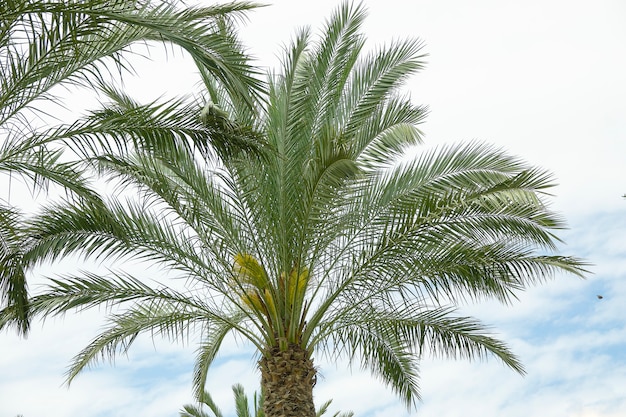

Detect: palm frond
[50, 83, 266, 163]
[233, 383, 252, 417]
[309, 142, 586, 316]
[192, 316, 260, 402]
[198, 389, 223, 417]
[181, 403, 213, 417]
[23, 195, 238, 286]
[1, 0, 263, 121]
[326, 316, 421, 407]
[65, 305, 205, 383]
[0, 205, 29, 334]
[343, 38, 427, 156]
[317, 303, 524, 406]
[15, 271, 251, 383]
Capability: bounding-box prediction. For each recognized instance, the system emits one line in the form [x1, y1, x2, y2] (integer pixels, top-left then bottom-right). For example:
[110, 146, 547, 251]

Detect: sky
[2, 1, 626, 416]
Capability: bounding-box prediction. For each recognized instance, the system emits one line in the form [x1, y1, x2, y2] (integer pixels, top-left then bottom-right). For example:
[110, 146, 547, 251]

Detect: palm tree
[0, 0, 262, 334]
[0, 2, 586, 416]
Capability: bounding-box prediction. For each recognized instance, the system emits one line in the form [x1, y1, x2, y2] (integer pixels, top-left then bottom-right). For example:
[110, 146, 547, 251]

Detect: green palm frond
[317, 302, 524, 406]
[182, 384, 260, 417]
[306, 142, 583, 314]
[233, 383, 253, 417]
[54, 82, 267, 162]
[344, 325, 421, 407]
[25, 198, 208, 273]
[10, 270, 255, 382]
[181, 403, 214, 417]
[0, 137, 99, 200]
[197, 389, 224, 417]
[0, 205, 29, 334]
[192, 319, 251, 401]
[1, 0, 262, 120]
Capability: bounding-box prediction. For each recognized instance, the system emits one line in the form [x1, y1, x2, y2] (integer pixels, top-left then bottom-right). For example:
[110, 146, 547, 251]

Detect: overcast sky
[2, 1, 626, 416]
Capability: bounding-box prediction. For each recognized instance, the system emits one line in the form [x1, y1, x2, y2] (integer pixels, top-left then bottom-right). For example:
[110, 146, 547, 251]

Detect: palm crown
[2, 3, 586, 416]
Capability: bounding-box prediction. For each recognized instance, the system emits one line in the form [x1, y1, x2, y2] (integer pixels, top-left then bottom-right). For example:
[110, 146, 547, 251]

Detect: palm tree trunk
[259, 344, 316, 417]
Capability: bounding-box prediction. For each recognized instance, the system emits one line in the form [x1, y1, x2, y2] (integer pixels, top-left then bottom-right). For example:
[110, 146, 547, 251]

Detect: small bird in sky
[597, 295, 603, 300]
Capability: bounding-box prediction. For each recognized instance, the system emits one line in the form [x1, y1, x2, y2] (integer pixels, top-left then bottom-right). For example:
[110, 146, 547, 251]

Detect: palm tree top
[1, 1, 587, 414]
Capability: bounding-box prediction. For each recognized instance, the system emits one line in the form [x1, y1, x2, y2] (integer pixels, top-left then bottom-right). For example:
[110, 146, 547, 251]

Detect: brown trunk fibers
[259, 344, 317, 417]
